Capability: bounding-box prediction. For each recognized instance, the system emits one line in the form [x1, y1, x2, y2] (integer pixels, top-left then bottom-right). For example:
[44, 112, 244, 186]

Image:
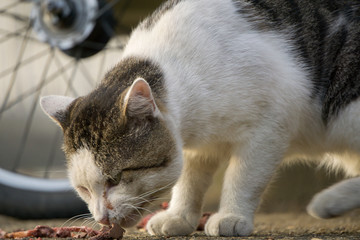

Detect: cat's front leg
[205, 129, 287, 236]
[147, 151, 221, 236]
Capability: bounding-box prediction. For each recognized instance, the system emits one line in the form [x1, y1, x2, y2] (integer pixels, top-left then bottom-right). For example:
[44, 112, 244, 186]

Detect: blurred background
[0, 0, 163, 179]
[0, 0, 345, 220]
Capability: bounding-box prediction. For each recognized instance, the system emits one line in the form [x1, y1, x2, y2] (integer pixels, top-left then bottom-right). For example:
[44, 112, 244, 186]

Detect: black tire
[0, 169, 88, 219]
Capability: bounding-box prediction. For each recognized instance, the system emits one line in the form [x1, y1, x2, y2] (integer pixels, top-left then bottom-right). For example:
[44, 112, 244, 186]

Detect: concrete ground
[1, 210, 360, 239]
[1, 165, 359, 239]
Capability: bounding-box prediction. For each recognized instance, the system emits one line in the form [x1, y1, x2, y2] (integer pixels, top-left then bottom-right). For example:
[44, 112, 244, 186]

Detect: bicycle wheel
[0, 0, 130, 219]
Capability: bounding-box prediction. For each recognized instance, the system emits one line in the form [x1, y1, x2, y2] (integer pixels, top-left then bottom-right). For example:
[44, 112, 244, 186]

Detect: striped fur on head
[62, 57, 174, 179]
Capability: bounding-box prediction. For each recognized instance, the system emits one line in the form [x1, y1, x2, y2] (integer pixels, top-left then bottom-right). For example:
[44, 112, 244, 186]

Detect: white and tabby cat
[40, 0, 360, 236]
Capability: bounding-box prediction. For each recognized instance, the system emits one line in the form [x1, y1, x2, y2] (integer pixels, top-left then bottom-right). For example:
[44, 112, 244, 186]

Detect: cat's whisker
[151, 197, 170, 201]
[133, 198, 160, 208]
[129, 196, 152, 205]
[136, 187, 163, 200]
[128, 194, 165, 210]
[126, 213, 138, 222]
[61, 213, 92, 227]
[134, 196, 169, 206]
[137, 180, 176, 199]
[90, 220, 99, 230]
[117, 210, 136, 223]
[79, 215, 97, 228]
[86, 219, 96, 226]
[133, 205, 153, 214]
[82, 216, 96, 227]
[123, 203, 144, 218]
[127, 183, 174, 214]
[68, 216, 92, 227]
[81, 219, 90, 227]
[128, 192, 152, 200]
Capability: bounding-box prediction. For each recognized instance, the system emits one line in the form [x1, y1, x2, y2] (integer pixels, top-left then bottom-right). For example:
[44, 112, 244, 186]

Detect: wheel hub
[32, 0, 116, 58]
[43, 0, 75, 29]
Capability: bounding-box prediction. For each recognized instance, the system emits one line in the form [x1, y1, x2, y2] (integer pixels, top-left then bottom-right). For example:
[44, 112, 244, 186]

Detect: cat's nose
[99, 216, 110, 225]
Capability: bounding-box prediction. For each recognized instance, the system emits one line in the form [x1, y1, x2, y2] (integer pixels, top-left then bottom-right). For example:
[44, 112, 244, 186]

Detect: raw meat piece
[89, 223, 125, 240]
[0, 224, 124, 239]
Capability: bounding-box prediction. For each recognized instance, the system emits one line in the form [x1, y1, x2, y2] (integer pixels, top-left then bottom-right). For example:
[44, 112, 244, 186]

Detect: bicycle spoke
[0, 27, 40, 45]
[81, 38, 125, 52]
[63, 50, 81, 96]
[114, 35, 127, 50]
[0, 0, 29, 23]
[12, 48, 55, 172]
[0, 59, 74, 114]
[95, 0, 120, 20]
[82, 39, 109, 51]
[0, 0, 126, 178]
[0, 0, 23, 14]
[117, 0, 131, 17]
[79, 62, 96, 87]
[53, 55, 79, 96]
[0, 48, 50, 80]
[44, 130, 61, 178]
[0, 21, 32, 120]
[101, 18, 115, 40]
[44, 55, 81, 178]
[0, 25, 28, 44]
[0, 11, 28, 23]
[114, 0, 132, 34]
[96, 0, 130, 49]
[97, 50, 106, 80]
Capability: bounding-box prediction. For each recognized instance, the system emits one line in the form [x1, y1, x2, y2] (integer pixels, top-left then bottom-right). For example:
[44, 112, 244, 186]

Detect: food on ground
[196, 212, 212, 231]
[89, 223, 125, 240]
[0, 223, 124, 239]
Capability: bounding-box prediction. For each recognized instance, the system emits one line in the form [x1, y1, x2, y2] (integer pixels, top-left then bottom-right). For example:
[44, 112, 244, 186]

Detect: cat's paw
[146, 210, 197, 236]
[204, 212, 253, 236]
[307, 190, 345, 219]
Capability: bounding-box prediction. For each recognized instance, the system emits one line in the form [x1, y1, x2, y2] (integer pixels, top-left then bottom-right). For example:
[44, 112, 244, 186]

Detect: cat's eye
[77, 186, 91, 197]
[106, 172, 122, 188]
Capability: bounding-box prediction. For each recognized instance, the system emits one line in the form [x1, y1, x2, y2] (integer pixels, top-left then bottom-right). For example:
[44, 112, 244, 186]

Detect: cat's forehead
[64, 94, 124, 150]
[68, 147, 103, 185]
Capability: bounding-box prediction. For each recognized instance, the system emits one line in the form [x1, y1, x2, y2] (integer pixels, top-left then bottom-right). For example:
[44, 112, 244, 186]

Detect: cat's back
[123, 0, 359, 126]
[237, 0, 360, 123]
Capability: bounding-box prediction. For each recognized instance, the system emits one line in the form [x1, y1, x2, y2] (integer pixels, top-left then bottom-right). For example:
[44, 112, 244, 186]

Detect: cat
[40, 0, 360, 237]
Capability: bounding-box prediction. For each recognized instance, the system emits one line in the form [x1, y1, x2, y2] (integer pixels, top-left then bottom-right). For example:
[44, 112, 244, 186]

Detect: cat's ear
[123, 78, 158, 118]
[40, 95, 75, 129]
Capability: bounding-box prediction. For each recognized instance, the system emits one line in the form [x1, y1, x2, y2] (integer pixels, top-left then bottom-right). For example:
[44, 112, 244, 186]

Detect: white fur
[47, 0, 360, 236]
[68, 149, 107, 223]
[122, 0, 360, 236]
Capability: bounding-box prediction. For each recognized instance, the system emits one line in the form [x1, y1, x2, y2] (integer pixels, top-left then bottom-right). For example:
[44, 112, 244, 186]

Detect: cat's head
[40, 73, 182, 227]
